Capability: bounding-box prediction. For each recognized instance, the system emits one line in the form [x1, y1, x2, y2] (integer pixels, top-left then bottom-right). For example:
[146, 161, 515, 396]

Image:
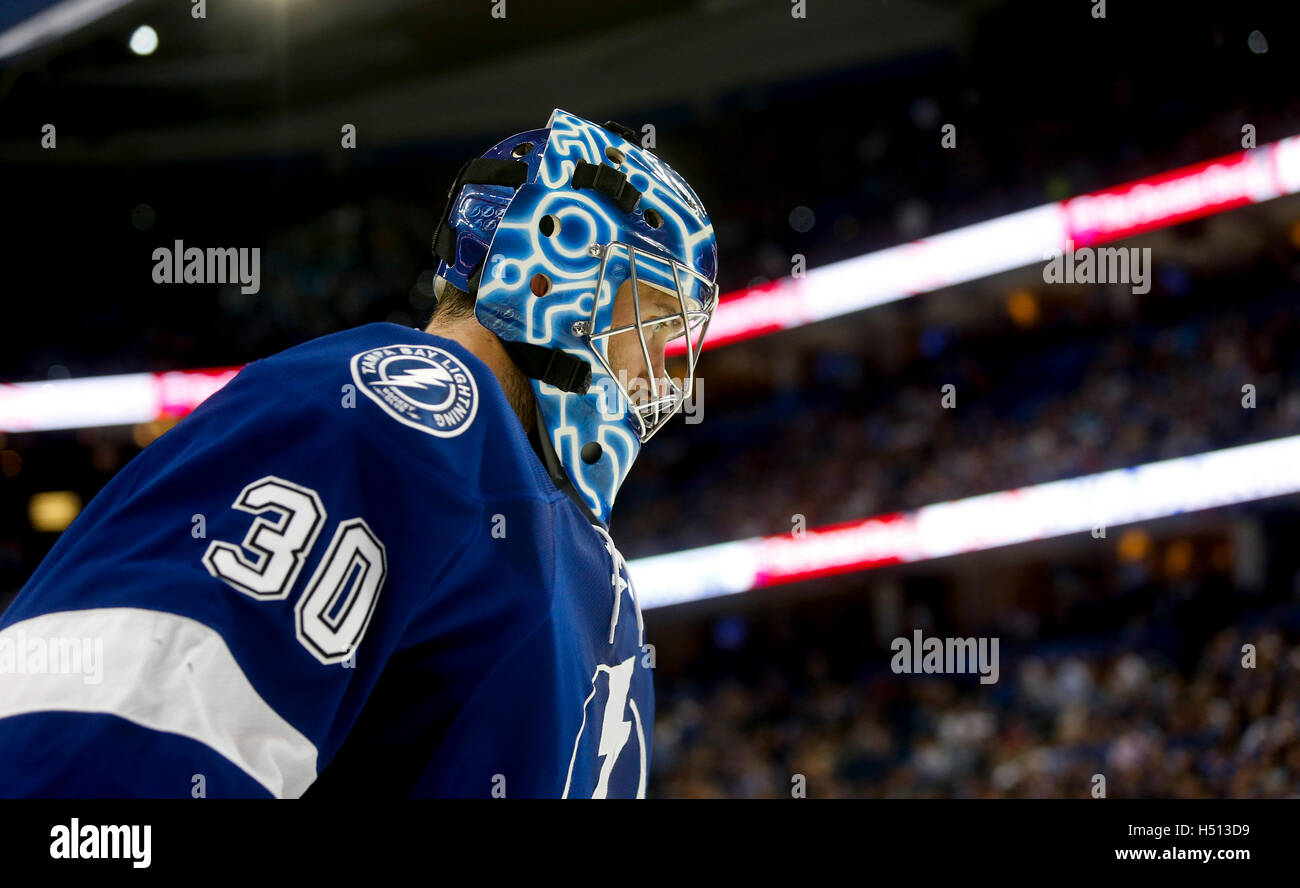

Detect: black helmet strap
[501, 340, 591, 396]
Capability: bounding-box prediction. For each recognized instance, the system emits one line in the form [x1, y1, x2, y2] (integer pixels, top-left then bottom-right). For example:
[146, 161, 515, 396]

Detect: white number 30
[202, 475, 387, 665]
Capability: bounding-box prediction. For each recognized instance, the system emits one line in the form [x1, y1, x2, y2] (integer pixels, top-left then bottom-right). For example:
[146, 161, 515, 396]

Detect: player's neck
[423, 316, 537, 433]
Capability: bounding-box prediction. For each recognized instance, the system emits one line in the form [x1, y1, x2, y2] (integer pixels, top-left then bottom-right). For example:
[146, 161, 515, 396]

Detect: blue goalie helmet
[432, 108, 719, 528]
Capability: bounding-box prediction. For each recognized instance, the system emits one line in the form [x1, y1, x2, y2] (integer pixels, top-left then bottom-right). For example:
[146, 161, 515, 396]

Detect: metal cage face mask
[579, 241, 718, 443]
[435, 108, 718, 526]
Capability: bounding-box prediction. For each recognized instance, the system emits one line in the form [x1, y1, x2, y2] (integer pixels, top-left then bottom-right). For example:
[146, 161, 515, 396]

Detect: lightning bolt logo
[383, 365, 455, 390]
[379, 360, 457, 411]
[593, 657, 635, 799]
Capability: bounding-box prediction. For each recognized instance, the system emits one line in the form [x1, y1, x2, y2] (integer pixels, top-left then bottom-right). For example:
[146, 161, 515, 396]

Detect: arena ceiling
[0, 0, 973, 162]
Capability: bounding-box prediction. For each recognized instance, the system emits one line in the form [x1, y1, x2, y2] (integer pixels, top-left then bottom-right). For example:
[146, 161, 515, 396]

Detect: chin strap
[502, 340, 591, 396]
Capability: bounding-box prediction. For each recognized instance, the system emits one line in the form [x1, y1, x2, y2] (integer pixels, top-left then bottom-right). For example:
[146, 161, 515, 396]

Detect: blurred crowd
[650, 596, 1300, 799]
[619, 282, 1300, 556]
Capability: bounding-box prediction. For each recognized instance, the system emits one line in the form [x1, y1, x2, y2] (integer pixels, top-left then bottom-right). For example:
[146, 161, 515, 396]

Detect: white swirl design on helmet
[465, 109, 718, 525]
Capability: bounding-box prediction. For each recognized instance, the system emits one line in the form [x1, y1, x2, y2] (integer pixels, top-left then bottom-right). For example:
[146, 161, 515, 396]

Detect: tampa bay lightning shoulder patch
[350, 344, 478, 437]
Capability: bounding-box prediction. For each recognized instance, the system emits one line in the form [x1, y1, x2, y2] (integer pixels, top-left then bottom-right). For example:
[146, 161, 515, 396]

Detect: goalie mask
[432, 108, 719, 528]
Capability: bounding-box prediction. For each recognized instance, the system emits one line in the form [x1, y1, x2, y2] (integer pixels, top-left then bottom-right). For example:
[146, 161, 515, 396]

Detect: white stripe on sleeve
[0, 607, 318, 798]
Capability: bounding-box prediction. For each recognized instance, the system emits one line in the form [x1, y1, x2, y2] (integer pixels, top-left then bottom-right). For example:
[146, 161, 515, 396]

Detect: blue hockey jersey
[0, 323, 653, 798]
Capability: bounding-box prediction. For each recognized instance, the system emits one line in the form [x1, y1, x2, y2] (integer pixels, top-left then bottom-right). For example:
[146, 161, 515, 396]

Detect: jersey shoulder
[248, 322, 554, 502]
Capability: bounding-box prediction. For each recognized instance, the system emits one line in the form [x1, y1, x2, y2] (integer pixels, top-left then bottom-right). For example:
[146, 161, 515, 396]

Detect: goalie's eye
[640, 311, 687, 341]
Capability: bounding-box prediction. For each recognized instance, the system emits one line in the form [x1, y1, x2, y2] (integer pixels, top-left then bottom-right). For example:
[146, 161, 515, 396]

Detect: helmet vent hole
[538, 214, 561, 238]
[581, 442, 603, 464]
[604, 146, 626, 165]
[511, 142, 534, 158]
[643, 208, 663, 229]
[530, 273, 552, 298]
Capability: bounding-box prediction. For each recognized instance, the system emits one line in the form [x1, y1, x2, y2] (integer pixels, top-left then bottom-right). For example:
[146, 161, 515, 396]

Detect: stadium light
[667, 133, 1300, 356]
[0, 0, 137, 60]
[28, 491, 82, 533]
[0, 368, 239, 433]
[628, 434, 1300, 609]
[128, 24, 156, 55]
